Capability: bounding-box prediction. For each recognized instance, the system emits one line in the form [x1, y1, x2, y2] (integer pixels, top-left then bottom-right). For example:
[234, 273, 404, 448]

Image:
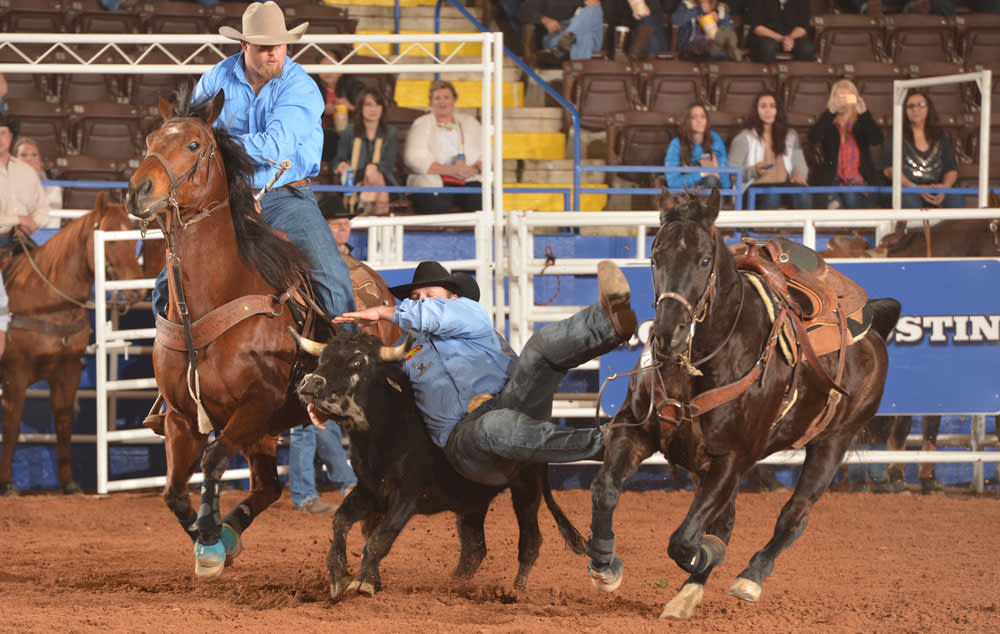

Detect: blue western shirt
[393, 297, 512, 449]
[192, 53, 323, 190]
[664, 130, 731, 189]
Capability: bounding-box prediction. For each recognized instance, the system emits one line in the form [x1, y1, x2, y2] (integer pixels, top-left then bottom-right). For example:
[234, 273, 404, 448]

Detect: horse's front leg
[47, 361, 85, 494]
[162, 410, 205, 545]
[660, 486, 737, 619]
[668, 454, 741, 576]
[0, 377, 29, 496]
[193, 433, 236, 579]
[219, 435, 283, 567]
[730, 439, 848, 603]
[587, 410, 654, 593]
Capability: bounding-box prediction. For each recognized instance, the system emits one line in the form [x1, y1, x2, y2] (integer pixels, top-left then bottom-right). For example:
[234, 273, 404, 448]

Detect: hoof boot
[193, 540, 227, 579]
[220, 523, 242, 566]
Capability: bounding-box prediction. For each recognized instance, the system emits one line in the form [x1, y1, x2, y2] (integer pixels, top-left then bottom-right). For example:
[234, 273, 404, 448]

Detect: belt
[283, 178, 310, 189]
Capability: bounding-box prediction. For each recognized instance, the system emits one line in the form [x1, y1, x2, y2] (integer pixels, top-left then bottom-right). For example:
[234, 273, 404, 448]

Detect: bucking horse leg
[162, 411, 205, 546]
[660, 487, 736, 619]
[587, 416, 653, 593]
[729, 439, 849, 603]
[219, 436, 283, 567]
[193, 436, 234, 579]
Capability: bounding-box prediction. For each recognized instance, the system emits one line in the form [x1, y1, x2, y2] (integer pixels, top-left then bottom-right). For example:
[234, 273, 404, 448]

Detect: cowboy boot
[142, 393, 166, 436]
[627, 23, 654, 62]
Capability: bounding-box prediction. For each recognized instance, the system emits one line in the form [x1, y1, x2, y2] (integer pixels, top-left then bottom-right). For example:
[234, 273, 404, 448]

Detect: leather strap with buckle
[283, 178, 310, 189]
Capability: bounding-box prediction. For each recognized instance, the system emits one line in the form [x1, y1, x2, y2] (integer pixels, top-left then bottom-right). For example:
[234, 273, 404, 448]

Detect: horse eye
[187, 142, 200, 152]
[700, 257, 711, 267]
[351, 358, 365, 370]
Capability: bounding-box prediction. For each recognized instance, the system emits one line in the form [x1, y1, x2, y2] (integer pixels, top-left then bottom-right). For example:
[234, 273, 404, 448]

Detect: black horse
[585, 189, 901, 618]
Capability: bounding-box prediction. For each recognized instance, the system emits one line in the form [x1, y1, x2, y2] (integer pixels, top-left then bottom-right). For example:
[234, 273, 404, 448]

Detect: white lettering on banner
[891, 315, 1000, 344]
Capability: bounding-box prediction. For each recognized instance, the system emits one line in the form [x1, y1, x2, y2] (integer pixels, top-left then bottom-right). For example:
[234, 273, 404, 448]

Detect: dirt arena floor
[1, 487, 997, 633]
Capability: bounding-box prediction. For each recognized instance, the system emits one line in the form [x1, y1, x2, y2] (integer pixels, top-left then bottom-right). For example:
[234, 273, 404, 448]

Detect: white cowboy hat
[218, 1, 309, 46]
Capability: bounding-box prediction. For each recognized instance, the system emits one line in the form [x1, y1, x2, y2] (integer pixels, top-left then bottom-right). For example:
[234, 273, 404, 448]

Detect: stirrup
[143, 393, 166, 436]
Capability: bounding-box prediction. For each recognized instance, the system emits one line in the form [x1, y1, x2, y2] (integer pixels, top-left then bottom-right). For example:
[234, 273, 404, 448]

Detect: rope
[536, 245, 561, 306]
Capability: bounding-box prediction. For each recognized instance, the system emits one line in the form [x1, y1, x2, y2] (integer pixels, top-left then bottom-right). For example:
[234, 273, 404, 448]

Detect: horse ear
[204, 90, 225, 126]
[704, 186, 721, 225]
[658, 186, 674, 225]
[94, 191, 107, 213]
[158, 97, 174, 122]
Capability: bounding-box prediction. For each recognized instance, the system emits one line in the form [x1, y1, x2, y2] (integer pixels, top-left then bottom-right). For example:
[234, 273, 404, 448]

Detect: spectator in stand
[612, 0, 671, 61]
[518, 0, 604, 67]
[333, 88, 397, 217]
[879, 90, 961, 211]
[0, 115, 50, 246]
[664, 103, 731, 191]
[404, 80, 483, 214]
[288, 415, 357, 513]
[0, 74, 7, 116]
[808, 80, 884, 210]
[319, 196, 358, 257]
[314, 53, 365, 170]
[729, 91, 811, 210]
[672, 0, 743, 61]
[13, 137, 62, 217]
[745, 0, 815, 64]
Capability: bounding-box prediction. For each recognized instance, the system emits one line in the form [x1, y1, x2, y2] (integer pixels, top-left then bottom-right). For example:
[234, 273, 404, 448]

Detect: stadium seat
[884, 15, 958, 65]
[342, 54, 398, 106]
[67, 1, 142, 34]
[838, 61, 904, 119]
[1, 0, 67, 32]
[813, 15, 887, 65]
[138, 1, 206, 35]
[50, 154, 125, 210]
[562, 59, 641, 131]
[955, 14, 1000, 67]
[1, 73, 54, 102]
[606, 110, 678, 185]
[965, 62, 1000, 114]
[902, 61, 970, 116]
[283, 4, 357, 36]
[636, 59, 708, 115]
[69, 101, 144, 161]
[787, 111, 820, 175]
[703, 110, 746, 147]
[57, 73, 124, 106]
[937, 112, 977, 161]
[706, 61, 777, 116]
[5, 98, 71, 159]
[384, 105, 429, 186]
[776, 61, 837, 115]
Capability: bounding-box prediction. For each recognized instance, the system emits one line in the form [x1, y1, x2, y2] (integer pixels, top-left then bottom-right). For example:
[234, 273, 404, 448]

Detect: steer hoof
[588, 554, 624, 593]
[728, 577, 762, 603]
[0, 482, 20, 497]
[193, 540, 227, 579]
[347, 577, 376, 597]
[330, 574, 353, 600]
[220, 523, 242, 566]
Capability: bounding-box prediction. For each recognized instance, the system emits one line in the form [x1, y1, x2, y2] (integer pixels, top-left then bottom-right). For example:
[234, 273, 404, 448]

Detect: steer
[291, 330, 587, 600]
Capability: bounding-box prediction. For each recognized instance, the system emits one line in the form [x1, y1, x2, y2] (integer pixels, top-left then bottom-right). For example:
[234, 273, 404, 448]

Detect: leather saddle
[732, 237, 871, 360]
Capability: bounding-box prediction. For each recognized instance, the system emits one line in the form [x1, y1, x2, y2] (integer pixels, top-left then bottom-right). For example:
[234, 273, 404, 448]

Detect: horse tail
[541, 469, 588, 555]
[867, 298, 902, 341]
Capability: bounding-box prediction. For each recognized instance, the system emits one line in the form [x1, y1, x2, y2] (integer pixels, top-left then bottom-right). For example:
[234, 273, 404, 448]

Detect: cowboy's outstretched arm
[334, 304, 395, 324]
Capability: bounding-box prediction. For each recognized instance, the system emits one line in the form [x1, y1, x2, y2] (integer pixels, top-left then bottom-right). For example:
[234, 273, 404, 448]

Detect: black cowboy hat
[318, 195, 360, 220]
[0, 114, 20, 138]
[390, 261, 480, 302]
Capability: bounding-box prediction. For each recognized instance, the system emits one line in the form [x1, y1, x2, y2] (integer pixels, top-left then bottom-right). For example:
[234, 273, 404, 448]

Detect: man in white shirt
[0, 114, 50, 247]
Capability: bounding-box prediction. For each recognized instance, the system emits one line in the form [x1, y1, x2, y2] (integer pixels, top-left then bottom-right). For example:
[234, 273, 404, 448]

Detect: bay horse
[0, 193, 144, 495]
[124, 89, 397, 580]
[585, 189, 901, 618]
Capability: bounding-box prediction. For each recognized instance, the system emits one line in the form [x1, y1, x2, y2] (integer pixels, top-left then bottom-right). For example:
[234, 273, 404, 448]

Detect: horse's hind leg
[219, 436, 282, 566]
[919, 415, 943, 494]
[47, 363, 84, 494]
[730, 440, 849, 603]
[452, 506, 489, 582]
[587, 416, 653, 593]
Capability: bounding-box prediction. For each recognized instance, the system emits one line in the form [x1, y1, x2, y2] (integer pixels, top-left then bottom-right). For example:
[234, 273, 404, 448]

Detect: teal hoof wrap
[193, 540, 227, 579]
[220, 523, 242, 564]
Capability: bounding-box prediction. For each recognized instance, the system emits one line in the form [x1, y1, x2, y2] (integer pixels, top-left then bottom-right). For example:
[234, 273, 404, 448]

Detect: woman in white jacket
[404, 80, 483, 214]
[728, 91, 811, 210]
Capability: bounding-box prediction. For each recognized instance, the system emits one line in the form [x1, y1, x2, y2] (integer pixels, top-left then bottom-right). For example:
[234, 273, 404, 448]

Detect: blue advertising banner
[599, 259, 1000, 417]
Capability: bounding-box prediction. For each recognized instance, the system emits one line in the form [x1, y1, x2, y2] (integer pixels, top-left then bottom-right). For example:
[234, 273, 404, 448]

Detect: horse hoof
[220, 523, 242, 566]
[700, 534, 727, 569]
[330, 575, 353, 600]
[62, 482, 82, 495]
[659, 582, 704, 619]
[193, 540, 227, 579]
[0, 482, 20, 497]
[728, 577, 762, 603]
[588, 554, 624, 593]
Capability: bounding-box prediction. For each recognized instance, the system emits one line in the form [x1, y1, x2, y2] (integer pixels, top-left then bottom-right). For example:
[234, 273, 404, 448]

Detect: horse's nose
[125, 178, 152, 214]
[298, 373, 327, 398]
[668, 323, 689, 352]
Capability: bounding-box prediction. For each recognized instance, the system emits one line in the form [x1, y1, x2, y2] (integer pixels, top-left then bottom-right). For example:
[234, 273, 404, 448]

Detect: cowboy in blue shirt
[322, 260, 638, 487]
[146, 1, 355, 430]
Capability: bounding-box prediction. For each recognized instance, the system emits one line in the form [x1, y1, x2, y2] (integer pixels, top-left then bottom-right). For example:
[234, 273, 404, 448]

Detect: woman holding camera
[808, 80, 884, 210]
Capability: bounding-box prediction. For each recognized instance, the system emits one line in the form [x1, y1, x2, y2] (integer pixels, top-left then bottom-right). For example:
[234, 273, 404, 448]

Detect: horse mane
[4, 208, 93, 284]
[173, 88, 312, 294]
[660, 190, 719, 225]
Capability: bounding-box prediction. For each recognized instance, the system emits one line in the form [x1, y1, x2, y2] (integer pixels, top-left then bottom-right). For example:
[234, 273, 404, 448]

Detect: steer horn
[288, 327, 327, 357]
[380, 331, 415, 362]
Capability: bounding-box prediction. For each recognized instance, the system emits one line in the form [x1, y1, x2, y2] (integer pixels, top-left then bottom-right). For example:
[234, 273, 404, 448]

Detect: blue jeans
[900, 192, 964, 210]
[153, 186, 355, 319]
[542, 5, 603, 60]
[827, 189, 874, 210]
[750, 185, 813, 211]
[289, 424, 357, 506]
[445, 303, 620, 486]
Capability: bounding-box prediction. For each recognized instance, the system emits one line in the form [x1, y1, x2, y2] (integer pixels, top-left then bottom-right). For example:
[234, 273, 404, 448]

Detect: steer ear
[380, 331, 415, 362]
[288, 327, 327, 357]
